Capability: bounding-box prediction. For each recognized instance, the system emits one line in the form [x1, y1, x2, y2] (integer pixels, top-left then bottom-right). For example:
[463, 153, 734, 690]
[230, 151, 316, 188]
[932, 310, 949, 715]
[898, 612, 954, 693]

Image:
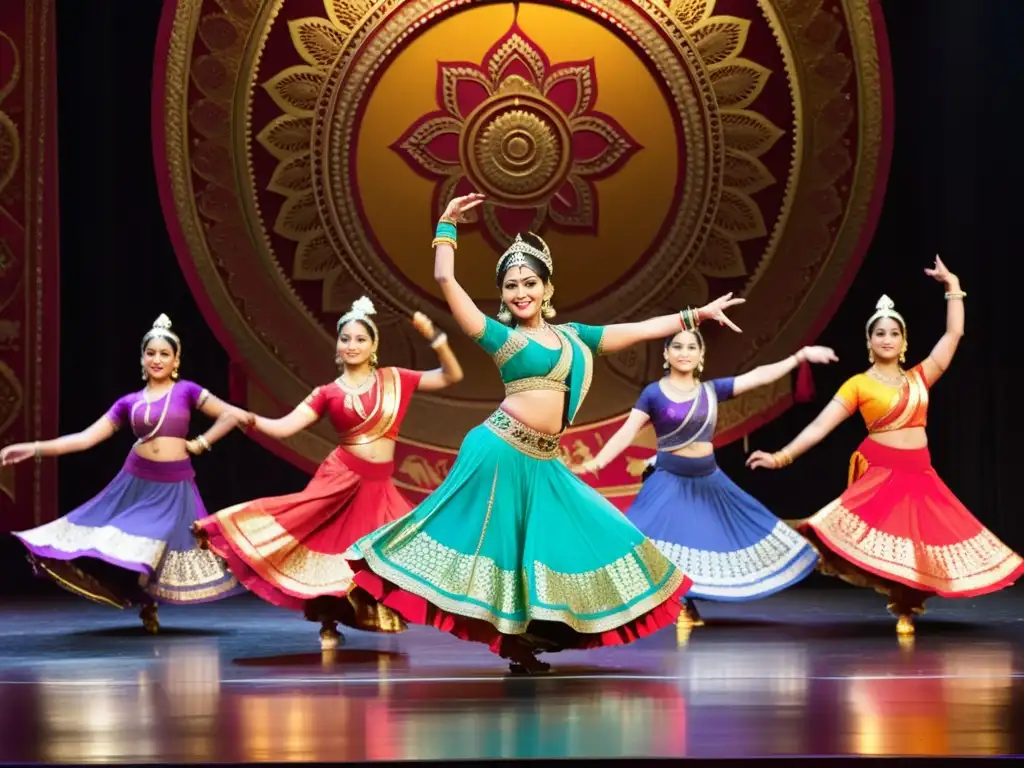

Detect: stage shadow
[233, 649, 409, 668]
[71, 626, 230, 638]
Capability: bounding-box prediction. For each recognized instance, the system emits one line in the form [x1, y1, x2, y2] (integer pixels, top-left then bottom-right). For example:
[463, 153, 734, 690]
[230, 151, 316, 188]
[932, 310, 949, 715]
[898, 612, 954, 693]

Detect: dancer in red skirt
[747, 257, 1024, 635]
[193, 297, 463, 648]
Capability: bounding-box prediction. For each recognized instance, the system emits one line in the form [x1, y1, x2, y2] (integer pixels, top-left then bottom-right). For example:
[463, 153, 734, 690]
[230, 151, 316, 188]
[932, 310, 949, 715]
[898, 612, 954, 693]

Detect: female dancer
[343, 193, 745, 674]
[747, 257, 1024, 634]
[193, 298, 463, 649]
[573, 331, 835, 625]
[0, 314, 248, 632]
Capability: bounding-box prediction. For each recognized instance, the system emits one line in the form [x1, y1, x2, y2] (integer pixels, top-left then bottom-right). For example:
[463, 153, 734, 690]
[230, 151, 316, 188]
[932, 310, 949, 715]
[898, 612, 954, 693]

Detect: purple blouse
[106, 380, 207, 441]
[633, 377, 735, 451]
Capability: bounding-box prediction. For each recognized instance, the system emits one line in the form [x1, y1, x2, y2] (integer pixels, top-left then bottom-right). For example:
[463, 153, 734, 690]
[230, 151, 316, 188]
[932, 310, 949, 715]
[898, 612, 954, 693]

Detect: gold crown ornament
[142, 313, 181, 348]
[496, 232, 553, 278]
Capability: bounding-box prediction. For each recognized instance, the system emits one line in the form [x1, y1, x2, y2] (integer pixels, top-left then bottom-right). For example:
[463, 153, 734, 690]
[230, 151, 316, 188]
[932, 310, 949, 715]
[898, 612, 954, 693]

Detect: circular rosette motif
[155, 0, 892, 483]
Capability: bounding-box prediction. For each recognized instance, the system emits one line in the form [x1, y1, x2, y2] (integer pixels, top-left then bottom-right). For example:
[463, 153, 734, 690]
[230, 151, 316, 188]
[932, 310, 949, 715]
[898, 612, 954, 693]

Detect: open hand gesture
[799, 346, 839, 365]
[924, 254, 956, 286]
[571, 459, 600, 477]
[0, 443, 34, 467]
[442, 193, 486, 224]
[745, 450, 779, 470]
[411, 312, 435, 340]
[698, 292, 746, 333]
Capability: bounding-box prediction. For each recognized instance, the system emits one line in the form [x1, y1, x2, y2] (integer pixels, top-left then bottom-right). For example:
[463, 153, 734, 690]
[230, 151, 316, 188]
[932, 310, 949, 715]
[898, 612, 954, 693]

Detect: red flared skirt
[798, 438, 1024, 599]
[193, 447, 411, 630]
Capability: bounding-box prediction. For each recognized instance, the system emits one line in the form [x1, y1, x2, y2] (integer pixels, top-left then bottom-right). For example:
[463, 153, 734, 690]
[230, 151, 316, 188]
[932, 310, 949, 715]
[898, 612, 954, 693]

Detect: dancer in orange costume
[747, 257, 1024, 634]
[194, 298, 463, 648]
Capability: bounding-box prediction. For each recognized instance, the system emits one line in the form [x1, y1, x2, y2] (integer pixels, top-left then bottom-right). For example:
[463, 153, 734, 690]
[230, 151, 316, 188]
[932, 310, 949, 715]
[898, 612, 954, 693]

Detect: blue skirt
[627, 453, 818, 601]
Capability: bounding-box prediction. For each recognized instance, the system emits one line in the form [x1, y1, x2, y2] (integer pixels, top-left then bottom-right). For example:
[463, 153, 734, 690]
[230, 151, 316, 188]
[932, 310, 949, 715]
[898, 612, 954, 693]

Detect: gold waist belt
[484, 409, 563, 460]
[503, 377, 569, 397]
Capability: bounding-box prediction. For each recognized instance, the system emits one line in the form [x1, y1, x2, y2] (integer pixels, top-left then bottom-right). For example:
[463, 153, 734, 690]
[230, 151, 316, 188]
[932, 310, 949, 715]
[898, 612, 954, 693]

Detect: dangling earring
[899, 341, 907, 365]
[370, 351, 379, 368]
[141, 366, 147, 381]
[867, 342, 874, 364]
[497, 302, 512, 324]
[541, 284, 556, 320]
[697, 357, 705, 377]
[171, 366, 180, 381]
[663, 360, 670, 371]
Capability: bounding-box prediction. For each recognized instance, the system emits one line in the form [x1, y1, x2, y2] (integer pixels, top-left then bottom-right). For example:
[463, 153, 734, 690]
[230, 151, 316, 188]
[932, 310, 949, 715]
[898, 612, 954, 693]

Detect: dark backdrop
[1, 0, 1019, 594]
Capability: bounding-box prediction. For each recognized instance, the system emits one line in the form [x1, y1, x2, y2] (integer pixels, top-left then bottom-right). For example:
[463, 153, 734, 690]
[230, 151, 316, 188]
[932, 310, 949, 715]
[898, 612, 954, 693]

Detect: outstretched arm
[919, 256, 964, 386]
[732, 346, 838, 397]
[572, 409, 651, 476]
[252, 404, 320, 441]
[0, 415, 118, 466]
[409, 312, 465, 392]
[598, 294, 746, 355]
[197, 391, 252, 423]
[433, 194, 488, 338]
[746, 400, 852, 470]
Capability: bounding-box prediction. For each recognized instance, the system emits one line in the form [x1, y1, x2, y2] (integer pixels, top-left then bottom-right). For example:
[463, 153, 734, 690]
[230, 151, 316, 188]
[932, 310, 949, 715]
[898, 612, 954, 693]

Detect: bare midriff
[131, 437, 190, 462]
[340, 438, 398, 464]
[501, 391, 567, 436]
[867, 426, 928, 450]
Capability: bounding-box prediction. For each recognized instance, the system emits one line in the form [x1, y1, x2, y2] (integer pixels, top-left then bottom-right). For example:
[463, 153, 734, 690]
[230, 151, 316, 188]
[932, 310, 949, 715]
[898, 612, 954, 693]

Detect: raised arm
[598, 293, 746, 355]
[746, 399, 852, 470]
[0, 415, 118, 466]
[409, 312, 465, 392]
[732, 346, 838, 397]
[919, 256, 964, 386]
[572, 409, 651, 476]
[432, 194, 488, 338]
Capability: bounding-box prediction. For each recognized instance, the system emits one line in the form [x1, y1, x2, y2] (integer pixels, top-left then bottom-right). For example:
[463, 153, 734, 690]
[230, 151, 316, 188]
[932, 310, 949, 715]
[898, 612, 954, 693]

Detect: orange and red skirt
[193, 447, 410, 631]
[798, 438, 1024, 609]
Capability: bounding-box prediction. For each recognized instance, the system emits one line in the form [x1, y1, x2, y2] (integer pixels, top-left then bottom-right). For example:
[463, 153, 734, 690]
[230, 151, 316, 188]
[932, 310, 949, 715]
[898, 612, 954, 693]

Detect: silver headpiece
[337, 296, 379, 340]
[496, 232, 553, 278]
[142, 313, 181, 349]
[865, 294, 906, 337]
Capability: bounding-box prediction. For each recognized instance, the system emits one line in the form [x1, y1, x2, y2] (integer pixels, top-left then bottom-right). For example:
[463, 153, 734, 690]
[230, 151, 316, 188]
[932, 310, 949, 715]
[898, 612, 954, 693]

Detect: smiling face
[501, 265, 546, 324]
[868, 317, 905, 364]
[141, 337, 179, 383]
[664, 330, 704, 375]
[336, 320, 376, 368]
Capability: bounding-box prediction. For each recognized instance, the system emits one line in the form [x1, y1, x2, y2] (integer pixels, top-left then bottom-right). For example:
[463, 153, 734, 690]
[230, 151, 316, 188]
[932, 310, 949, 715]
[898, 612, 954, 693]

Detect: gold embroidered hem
[209, 502, 356, 597]
[16, 518, 168, 570]
[504, 377, 569, 396]
[358, 532, 684, 635]
[484, 409, 561, 460]
[27, 555, 132, 609]
[804, 499, 1024, 596]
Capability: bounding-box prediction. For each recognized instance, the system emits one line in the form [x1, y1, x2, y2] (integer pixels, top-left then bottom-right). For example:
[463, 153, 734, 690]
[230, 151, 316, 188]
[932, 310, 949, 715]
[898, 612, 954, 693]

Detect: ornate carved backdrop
[154, 0, 891, 508]
[0, 0, 59, 532]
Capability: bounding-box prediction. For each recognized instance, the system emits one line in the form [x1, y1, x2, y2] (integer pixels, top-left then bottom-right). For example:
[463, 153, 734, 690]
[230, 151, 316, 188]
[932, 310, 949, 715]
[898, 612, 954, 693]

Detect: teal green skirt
[346, 409, 690, 656]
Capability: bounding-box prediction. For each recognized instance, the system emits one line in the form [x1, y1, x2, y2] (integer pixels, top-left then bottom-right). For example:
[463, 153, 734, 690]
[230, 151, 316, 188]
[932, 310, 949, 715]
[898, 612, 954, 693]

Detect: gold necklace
[868, 366, 905, 388]
[663, 378, 699, 399]
[337, 372, 376, 419]
[516, 322, 548, 336]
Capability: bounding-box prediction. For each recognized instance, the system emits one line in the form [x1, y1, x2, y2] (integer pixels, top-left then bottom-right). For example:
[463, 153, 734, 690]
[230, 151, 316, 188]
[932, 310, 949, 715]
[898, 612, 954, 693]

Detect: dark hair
[663, 328, 704, 350]
[141, 333, 179, 355]
[868, 316, 905, 335]
[337, 318, 377, 343]
[495, 232, 552, 287]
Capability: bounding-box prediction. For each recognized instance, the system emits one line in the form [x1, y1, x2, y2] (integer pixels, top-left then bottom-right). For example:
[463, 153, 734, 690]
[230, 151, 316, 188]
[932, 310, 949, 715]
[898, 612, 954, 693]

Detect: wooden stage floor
[1, 585, 1022, 763]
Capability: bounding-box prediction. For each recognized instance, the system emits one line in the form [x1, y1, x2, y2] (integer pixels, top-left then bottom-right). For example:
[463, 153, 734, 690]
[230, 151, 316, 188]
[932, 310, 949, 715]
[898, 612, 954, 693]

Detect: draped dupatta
[338, 367, 404, 445]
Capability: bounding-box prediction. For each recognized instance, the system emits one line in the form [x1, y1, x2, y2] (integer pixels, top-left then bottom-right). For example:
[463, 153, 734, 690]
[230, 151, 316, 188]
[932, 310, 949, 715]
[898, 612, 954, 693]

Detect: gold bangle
[438, 216, 457, 226]
[430, 333, 448, 349]
[944, 291, 966, 300]
[431, 236, 457, 250]
[197, 435, 211, 453]
[772, 449, 793, 468]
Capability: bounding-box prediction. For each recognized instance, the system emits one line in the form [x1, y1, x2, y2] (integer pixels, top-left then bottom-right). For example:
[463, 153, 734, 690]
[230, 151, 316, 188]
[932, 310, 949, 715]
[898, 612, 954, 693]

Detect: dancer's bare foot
[677, 599, 704, 628]
[320, 620, 344, 650]
[140, 604, 160, 635]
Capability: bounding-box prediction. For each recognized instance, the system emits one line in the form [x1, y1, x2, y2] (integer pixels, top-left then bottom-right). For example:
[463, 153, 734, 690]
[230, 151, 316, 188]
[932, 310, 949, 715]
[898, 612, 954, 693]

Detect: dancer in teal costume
[345, 193, 745, 674]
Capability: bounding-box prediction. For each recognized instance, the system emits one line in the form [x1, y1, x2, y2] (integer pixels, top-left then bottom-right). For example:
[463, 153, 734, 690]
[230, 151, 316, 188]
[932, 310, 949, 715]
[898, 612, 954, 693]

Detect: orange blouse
[833, 363, 931, 433]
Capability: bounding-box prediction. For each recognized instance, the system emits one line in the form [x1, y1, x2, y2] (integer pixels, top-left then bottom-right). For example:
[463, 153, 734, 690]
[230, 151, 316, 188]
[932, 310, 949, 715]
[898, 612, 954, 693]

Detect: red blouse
[303, 367, 422, 443]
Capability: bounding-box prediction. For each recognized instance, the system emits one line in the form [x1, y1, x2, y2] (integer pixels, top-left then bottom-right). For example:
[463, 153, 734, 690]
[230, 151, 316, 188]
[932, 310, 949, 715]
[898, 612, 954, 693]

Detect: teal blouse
[471, 316, 607, 426]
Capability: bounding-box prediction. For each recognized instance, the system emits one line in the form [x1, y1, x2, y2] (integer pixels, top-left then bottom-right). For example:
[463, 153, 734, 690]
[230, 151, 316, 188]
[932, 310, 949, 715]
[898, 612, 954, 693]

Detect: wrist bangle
[944, 290, 966, 300]
[433, 219, 458, 250]
[772, 449, 793, 468]
[34, 441, 42, 462]
[197, 435, 211, 453]
[679, 307, 699, 332]
[430, 333, 448, 349]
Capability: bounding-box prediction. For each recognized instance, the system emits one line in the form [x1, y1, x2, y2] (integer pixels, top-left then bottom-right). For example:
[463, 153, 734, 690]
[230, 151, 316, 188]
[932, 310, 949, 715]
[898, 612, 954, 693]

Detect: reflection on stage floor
[0, 587, 1022, 762]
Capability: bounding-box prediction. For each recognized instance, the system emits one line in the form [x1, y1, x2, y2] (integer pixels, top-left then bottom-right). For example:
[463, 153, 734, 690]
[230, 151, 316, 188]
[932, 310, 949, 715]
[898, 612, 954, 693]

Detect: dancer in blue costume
[345, 193, 745, 674]
[574, 328, 837, 626]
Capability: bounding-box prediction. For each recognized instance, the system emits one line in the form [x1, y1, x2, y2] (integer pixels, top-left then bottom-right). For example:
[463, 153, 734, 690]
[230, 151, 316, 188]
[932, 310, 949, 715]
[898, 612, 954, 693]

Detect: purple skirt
[13, 452, 241, 606]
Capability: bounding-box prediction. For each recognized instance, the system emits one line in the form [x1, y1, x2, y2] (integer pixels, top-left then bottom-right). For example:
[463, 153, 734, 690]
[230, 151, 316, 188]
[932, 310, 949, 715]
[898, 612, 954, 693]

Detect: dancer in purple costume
[575, 328, 837, 626]
[1, 314, 249, 632]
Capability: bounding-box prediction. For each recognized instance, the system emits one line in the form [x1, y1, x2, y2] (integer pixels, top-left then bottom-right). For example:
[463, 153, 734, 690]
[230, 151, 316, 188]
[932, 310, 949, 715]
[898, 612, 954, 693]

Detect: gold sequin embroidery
[808, 499, 1024, 593]
[504, 377, 568, 396]
[493, 333, 528, 368]
[484, 410, 562, 460]
[17, 519, 167, 569]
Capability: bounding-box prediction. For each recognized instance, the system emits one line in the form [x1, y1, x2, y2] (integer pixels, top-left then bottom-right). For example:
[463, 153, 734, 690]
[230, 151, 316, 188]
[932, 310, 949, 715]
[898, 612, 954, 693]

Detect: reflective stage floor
[1, 586, 1023, 763]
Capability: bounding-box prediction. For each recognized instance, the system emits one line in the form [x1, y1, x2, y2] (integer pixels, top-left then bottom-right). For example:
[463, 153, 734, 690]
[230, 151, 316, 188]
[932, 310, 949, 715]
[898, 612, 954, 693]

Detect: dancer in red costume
[747, 257, 1024, 635]
[193, 298, 463, 648]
